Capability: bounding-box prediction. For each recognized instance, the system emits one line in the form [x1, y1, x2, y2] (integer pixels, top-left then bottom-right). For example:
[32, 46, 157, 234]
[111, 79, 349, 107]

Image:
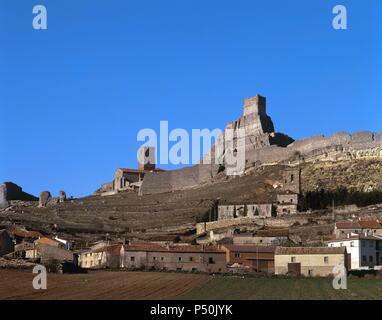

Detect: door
[288, 263, 301, 275]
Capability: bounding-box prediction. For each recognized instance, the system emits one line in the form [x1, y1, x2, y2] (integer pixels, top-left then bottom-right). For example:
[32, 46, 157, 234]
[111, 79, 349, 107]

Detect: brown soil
[0, 269, 209, 300]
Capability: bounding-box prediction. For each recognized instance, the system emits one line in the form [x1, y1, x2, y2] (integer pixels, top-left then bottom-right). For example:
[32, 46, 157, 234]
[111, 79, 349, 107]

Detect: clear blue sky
[0, 0, 381, 197]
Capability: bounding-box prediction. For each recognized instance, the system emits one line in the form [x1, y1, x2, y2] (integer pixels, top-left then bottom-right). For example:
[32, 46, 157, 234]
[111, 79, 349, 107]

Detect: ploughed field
[1, 270, 382, 300]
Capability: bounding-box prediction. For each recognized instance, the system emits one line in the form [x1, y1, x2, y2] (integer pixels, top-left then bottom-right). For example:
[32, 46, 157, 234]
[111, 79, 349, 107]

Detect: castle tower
[243, 94, 267, 116]
[138, 146, 156, 171]
[282, 167, 301, 194]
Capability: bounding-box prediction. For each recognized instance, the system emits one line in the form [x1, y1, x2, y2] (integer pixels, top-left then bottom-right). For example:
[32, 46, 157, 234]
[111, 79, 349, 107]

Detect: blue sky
[0, 0, 381, 197]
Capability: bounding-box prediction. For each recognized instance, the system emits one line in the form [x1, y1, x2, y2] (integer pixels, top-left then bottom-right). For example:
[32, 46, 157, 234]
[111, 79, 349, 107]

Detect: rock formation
[59, 191, 67, 203]
[0, 182, 38, 208]
[39, 191, 52, 207]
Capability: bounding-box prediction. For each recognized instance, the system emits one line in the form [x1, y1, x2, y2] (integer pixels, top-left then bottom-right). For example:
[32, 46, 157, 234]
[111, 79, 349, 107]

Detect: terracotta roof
[358, 220, 382, 229]
[222, 245, 276, 253]
[7, 227, 42, 239]
[336, 220, 382, 230]
[124, 242, 224, 253]
[335, 221, 361, 229]
[35, 237, 61, 246]
[275, 247, 346, 255]
[328, 234, 382, 242]
[92, 244, 123, 255]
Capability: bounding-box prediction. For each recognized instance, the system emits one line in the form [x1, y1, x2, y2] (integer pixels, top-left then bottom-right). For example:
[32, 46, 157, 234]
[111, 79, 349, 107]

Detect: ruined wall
[140, 163, 220, 195]
[196, 216, 311, 235]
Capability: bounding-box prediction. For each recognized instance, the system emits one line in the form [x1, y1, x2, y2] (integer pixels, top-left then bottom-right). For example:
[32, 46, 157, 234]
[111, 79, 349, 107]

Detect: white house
[328, 234, 382, 270]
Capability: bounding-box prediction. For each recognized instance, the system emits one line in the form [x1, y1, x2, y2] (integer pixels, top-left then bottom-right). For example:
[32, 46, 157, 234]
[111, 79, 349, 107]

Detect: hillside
[1, 159, 382, 244]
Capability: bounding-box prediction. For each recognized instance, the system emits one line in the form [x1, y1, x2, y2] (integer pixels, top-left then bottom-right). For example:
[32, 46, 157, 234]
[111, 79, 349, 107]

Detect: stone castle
[100, 94, 382, 195]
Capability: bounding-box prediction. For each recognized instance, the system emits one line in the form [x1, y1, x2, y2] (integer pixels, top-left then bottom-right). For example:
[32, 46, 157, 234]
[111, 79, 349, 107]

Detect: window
[153, 257, 156, 261]
[340, 243, 343, 247]
[161, 257, 164, 261]
[234, 252, 240, 258]
[369, 241, 374, 248]
[362, 241, 366, 247]
[362, 255, 367, 262]
[178, 257, 182, 261]
[324, 256, 329, 264]
[350, 241, 354, 247]
[290, 199, 293, 203]
[208, 257, 215, 264]
[369, 256, 373, 263]
[308, 269, 313, 276]
[291, 174, 294, 182]
[189, 257, 193, 262]
[130, 256, 135, 262]
[191, 268, 198, 272]
[291, 256, 296, 263]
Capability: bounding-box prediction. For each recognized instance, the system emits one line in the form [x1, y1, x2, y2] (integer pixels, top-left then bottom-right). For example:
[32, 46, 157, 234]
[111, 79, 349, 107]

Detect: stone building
[222, 244, 275, 273]
[122, 242, 227, 273]
[334, 218, 382, 238]
[98, 147, 164, 193]
[274, 247, 348, 277]
[77, 244, 124, 269]
[233, 228, 289, 245]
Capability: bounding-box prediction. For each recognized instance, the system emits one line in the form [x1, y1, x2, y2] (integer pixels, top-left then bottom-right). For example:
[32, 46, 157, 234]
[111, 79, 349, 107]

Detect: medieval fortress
[97, 94, 382, 196]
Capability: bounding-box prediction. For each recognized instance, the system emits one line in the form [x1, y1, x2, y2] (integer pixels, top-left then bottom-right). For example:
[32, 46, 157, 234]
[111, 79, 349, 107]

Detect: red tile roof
[124, 242, 224, 253]
[335, 221, 361, 229]
[7, 227, 42, 239]
[328, 234, 382, 242]
[222, 244, 276, 253]
[275, 247, 346, 255]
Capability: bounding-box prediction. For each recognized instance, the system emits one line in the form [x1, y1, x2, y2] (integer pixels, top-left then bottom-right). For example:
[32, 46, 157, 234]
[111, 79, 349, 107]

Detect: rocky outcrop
[0, 182, 38, 208]
[39, 191, 52, 207]
[59, 191, 67, 203]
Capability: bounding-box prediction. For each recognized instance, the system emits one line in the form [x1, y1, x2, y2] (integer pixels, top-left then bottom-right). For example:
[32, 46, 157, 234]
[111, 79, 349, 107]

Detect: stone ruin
[39, 191, 52, 207]
[136, 94, 382, 195]
[59, 191, 67, 203]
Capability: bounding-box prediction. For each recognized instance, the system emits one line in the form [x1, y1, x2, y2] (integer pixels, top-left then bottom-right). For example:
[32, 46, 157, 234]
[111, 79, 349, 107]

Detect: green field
[178, 275, 382, 300]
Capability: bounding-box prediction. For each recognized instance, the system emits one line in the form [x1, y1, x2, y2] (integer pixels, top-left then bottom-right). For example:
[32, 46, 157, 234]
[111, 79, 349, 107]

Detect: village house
[327, 234, 382, 270]
[334, 218, 382, 238]
[221, 244, 275, 273]
[7, 227, 42, 244]
[122, 242, 227, 273]
[233, 228, 289, 245]
[274, 247, 348, 277]
[77, 244, 124, 269]
[0, 230, 14, 256]
[25, 244, 75, 264]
